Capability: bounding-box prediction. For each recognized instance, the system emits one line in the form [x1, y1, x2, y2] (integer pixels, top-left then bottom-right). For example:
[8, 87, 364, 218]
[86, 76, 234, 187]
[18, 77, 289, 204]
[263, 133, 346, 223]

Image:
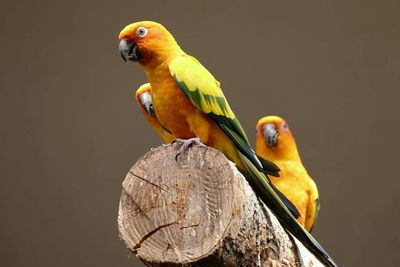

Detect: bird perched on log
[256, 116, 320, 232]
[118, 21, 336, 267]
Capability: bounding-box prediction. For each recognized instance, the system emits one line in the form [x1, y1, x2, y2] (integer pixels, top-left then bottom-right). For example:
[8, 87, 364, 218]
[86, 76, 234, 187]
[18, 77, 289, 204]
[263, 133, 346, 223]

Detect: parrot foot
[173, 138, 205, 160]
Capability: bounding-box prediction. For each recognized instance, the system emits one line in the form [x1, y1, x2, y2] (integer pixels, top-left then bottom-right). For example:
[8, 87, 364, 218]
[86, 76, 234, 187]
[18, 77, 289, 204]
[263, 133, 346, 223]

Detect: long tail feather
[238, 152, 337, 267]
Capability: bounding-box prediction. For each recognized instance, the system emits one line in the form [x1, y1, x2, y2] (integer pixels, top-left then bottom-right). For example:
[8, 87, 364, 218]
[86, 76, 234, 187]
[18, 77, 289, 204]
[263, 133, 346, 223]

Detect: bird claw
[173, 138, 205, 160]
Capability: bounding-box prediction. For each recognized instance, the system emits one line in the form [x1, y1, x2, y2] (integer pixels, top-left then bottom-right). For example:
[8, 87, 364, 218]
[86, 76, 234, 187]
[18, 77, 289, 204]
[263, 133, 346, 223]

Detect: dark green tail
[238, 152, 337, 267]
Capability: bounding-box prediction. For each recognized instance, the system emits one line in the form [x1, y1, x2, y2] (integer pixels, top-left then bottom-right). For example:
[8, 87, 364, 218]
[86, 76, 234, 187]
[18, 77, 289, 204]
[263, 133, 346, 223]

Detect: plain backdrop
[1, 0, 399, 266]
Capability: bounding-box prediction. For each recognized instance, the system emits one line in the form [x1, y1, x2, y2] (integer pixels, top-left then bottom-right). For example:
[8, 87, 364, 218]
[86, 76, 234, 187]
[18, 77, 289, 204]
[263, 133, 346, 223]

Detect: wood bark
[118, 143, 323, 267]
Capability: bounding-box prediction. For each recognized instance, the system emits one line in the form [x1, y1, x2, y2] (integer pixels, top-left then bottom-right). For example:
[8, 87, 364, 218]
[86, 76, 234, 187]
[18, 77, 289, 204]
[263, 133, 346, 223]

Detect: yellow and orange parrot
[256, 116, 320, 232]
[135, 83, 175, 143]
[118, 21, 336, 266]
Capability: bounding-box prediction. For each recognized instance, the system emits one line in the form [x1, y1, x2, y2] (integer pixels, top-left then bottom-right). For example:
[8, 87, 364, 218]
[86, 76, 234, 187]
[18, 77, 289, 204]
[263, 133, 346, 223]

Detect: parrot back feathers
[169, 55, 264, 172]
[169, 56, 235, 119]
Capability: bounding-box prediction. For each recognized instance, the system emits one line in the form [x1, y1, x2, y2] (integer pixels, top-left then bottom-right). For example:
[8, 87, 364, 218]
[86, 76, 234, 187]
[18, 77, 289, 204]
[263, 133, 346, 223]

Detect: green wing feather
[169, 55, 264, 172]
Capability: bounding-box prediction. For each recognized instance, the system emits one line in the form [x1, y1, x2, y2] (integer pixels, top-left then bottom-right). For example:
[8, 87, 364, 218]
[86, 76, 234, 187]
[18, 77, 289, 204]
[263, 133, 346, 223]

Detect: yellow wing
[168, 55, 264, 170]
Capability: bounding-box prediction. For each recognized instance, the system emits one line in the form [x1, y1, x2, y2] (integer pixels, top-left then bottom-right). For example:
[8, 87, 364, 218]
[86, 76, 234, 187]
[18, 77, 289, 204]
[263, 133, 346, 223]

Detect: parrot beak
[263, 123, 278, 147]
[119, 38, 143, 62]
[139, 93, 154, 115]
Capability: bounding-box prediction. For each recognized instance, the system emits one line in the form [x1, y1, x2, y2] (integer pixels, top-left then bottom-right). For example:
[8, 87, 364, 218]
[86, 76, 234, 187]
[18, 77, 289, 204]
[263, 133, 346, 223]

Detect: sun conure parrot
[256, 116, 320, 232]
[135, 83, 175, 143]
[135, 83, 301, 215]
[118, 21, 336, 267]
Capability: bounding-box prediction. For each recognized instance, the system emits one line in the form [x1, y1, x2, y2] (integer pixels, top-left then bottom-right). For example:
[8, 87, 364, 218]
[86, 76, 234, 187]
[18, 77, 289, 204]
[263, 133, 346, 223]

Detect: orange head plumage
[118, 21, 184, 69]
[256, 116, 300, 162]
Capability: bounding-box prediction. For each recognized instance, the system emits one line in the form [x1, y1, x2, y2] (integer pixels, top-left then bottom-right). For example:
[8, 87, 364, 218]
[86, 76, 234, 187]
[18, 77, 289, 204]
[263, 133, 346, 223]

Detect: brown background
[1, 0, 399, 266]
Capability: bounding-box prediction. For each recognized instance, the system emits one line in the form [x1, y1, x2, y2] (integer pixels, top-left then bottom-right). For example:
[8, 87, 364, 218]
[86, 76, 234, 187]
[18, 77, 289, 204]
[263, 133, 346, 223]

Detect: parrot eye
[281, 121, 288, 131]
[136, 27, 148, 38]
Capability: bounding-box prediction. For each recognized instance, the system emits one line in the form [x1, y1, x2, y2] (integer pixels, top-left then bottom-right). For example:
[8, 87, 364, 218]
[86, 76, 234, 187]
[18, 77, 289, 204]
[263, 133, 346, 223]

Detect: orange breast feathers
[148, 74, 245, 169]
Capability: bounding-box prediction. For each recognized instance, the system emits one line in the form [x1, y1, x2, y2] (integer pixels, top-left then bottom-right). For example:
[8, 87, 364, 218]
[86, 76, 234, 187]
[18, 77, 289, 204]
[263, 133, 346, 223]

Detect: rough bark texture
[118, 143, 323, 267]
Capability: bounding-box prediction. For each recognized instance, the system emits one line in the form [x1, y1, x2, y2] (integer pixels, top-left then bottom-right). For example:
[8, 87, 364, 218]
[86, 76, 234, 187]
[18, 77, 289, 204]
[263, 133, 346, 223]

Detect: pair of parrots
[119, 21, 336, 266]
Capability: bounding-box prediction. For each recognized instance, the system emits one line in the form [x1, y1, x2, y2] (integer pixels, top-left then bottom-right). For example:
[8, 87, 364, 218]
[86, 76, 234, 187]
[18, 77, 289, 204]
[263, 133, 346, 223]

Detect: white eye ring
[136, 27, 148, 38]
[281, 122, 288, 130]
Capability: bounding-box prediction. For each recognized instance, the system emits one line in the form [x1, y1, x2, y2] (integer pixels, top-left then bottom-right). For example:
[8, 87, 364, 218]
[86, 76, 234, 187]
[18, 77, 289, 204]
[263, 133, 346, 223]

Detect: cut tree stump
[118, 143, 323, 266]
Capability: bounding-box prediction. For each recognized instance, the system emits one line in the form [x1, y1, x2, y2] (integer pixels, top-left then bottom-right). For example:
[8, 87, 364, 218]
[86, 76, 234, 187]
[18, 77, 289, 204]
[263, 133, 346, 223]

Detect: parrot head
[256, 116, 300, 161]
[119, 21, 183, 67]
[135, 83, 155, 117]
[257, 116, 292, 148]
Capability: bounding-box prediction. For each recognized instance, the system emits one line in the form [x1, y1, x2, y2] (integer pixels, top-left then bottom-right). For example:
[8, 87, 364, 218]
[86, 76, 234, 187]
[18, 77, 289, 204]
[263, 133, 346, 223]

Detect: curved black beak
[119, 38, 143, 62]
[263, 123, 278, 147]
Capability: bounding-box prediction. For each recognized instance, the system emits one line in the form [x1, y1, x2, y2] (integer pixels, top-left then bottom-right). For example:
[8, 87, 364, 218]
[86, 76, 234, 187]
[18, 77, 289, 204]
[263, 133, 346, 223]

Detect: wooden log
[118, 143, 323, 266]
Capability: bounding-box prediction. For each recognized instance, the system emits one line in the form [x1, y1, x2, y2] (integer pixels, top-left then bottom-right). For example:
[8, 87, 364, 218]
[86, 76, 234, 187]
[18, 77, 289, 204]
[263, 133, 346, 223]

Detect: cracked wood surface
[118, 143, 323, 266]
